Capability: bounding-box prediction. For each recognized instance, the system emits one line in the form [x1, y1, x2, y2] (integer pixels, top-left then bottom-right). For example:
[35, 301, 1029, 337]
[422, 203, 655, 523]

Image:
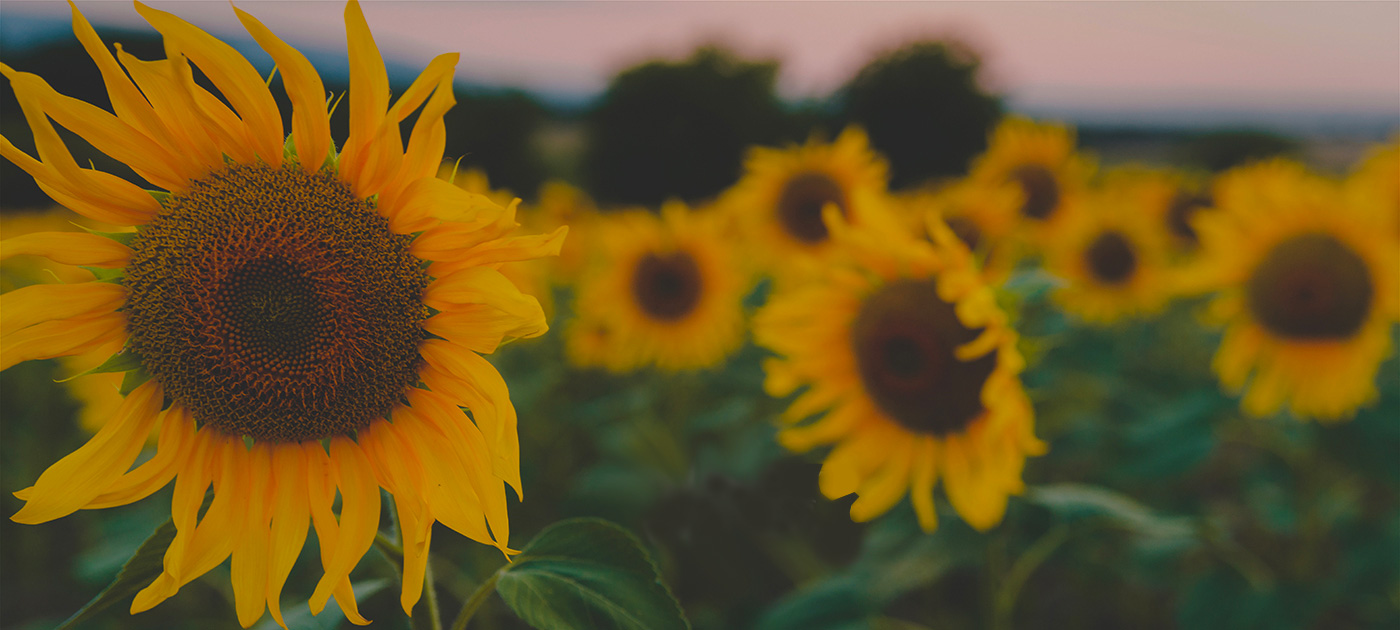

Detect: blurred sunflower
[1045, 171, 1174, 323]
[1346, 140, 1399, 242]
[722, 127, 892, 281]
[1187, 160, 1399, 421]
[567, 203, 748, 372]
[969, 116, 1093, 245]
[902, 178, 1022, 280]
[754, 210, 1045, 533]
[0, 1, 564, 627]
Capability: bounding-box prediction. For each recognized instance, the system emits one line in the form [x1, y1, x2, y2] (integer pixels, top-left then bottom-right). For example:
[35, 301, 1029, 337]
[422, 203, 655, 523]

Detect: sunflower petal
[1, 231, 131, 268]
[0, 311, 127, 372]
[230, 446, 273, 628]
[234, 6, 330, 173]
[309, 438, 379, 615]
[11, 380, 162, 524]
[134, 1, 282, 165]
[0, 282, 126, 337]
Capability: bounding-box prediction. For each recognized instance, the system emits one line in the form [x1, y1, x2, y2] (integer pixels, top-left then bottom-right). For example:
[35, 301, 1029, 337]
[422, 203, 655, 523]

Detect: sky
[2, 1, 1398, 121]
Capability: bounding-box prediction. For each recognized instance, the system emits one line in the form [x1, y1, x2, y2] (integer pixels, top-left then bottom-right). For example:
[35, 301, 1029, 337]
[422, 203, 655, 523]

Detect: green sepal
[76, 225, 138, 247]
[119, 366, 153, 396]
[82, 266, 125, 283]
[54, 349, 145, 383]
[147, 189, 171, 206]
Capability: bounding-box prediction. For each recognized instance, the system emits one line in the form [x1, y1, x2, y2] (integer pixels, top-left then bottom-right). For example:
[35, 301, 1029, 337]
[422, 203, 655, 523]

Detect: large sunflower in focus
[754, 209, 1045, 533]
[1186, 160, 1398, 421]
[567, 203, 748, 372]
[1045, 170, 1174, 323]
[0, 1, 565, 626]
[969, 117, 1093, 244]
[722, 127, 891, 281]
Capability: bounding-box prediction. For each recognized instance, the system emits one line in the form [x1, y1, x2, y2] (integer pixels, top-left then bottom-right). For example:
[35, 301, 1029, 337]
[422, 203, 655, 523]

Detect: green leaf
[56, 516, 176, 630]
[495, 517, 690, 630]
[1026, 483, 1195, 540]
[251, 579, 391, 630]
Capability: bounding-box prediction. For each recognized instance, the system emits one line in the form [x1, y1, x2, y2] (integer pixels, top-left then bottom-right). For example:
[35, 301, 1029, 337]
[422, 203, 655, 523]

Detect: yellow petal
[10, 380, 162, 524]
[849, 440, 914, 522]
[85, 405, 195, 509]
[409, 388, 510, 547]
[423, 266, 546, 327]
[1, 282, 126, 337]
[338, 0, 390, 195]
[1, 231, 131, 268]
[0, 310, 126, 372]
[231, 446, 273, 628]
[264, 444, 310, 630]
[308, 438, 379, 615]
[113, 46, 228, 173]
[0, 133, 155, 226]
[910, 438, 940, 533]
[234, 5, 330, 173]
[133, 1, 282, 165]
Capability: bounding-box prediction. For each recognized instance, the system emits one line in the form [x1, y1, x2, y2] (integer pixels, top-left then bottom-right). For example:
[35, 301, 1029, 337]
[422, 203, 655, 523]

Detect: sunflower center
[944, 215, 983, 252]
[632, 250, 703, 321]
[1009, 164, 1059, 220]
[1167, 191, 1210, 244]
[1085, 230, 1138, 285]
[125, 164, 428, 443]
[777, 171, 847, 244]
[1246, 233, 1372, 340]
[850, 279, 997, 436]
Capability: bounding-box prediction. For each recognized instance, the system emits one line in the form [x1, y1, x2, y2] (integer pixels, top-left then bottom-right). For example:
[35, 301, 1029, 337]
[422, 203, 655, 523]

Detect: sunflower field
[2, 2, 1398, 630]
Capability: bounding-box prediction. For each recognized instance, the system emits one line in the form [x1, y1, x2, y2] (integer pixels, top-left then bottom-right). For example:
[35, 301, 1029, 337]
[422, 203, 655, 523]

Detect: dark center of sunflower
[850, 279, 998, 436]
[125, 163, 428, 443]
[1085, 230, 1138, 285]
[943, 216, 983, 251]
[632, 250, 703, 321]
[1009, 163, 1060, 220]
[777, 171, 848, 244]
[1167, 190, 1211, 244]
[1246, 233, 1373, 340]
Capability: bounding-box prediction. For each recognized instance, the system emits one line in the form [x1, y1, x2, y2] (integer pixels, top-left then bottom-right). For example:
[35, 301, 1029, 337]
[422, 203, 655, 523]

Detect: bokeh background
[1, 1, 1397, 629]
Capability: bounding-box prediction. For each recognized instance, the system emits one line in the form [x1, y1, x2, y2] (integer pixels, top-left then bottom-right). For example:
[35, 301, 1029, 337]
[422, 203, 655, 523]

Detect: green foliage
[584, 46, 793, 206]
[838, 41, 1003, 187]
[494, 518, 690, 630]
[55, 517, 176, 630]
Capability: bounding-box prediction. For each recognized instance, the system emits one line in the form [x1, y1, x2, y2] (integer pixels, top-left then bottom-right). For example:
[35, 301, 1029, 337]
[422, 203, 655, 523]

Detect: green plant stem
[421, 557, 444, 630]
[375, 532, 404, 563]
[450, 571, 502, 630]
[992, 524, 1070, 630]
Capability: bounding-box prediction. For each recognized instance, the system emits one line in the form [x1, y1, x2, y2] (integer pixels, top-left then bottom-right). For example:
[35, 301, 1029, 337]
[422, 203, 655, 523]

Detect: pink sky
[3, 1, 1397, 112]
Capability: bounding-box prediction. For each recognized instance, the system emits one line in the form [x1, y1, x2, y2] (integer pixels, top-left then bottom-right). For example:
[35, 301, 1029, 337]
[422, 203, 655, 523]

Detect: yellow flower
[899, 178, 1023, 281]
[969, 117, 1094, 244]
[1346, 140, 1399, 243]
[754, 210, 1045, 533]
[0, 1, 565, 626]
[1044, 169, 1175, 323]
[1186, 160, 1399, 421]
[567, 203, 749, 372]
[722, 127, 892, 281]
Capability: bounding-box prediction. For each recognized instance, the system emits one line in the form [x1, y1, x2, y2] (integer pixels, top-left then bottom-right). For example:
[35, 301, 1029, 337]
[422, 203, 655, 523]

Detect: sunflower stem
[449, 570, 501, 630]
[422, 556, 444, 630]
[992, 523, 1070, 630]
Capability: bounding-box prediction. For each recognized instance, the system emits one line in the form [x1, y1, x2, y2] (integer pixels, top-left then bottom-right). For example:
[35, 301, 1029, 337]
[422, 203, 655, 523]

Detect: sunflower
[1345, 140, 1399, 242]
[1186, 160, 1399, 421]
[1044, 170, 1175, 323]
[899, 178, 1023, 281]
[969, 116, 1094, 245]
[722, 127, 892, 281]
[754, 208, 1045, 533]
[566, 203, 748, 372]
[0, 2, 565, 627]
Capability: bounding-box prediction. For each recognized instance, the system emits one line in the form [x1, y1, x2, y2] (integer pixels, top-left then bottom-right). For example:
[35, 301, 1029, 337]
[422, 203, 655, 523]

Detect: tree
[584, 46, 791, 207]
[838, 40, 1003, 189]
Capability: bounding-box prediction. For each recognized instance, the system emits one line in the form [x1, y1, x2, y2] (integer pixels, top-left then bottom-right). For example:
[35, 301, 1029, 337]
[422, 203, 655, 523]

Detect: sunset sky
[3, 1, 1397, 118]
